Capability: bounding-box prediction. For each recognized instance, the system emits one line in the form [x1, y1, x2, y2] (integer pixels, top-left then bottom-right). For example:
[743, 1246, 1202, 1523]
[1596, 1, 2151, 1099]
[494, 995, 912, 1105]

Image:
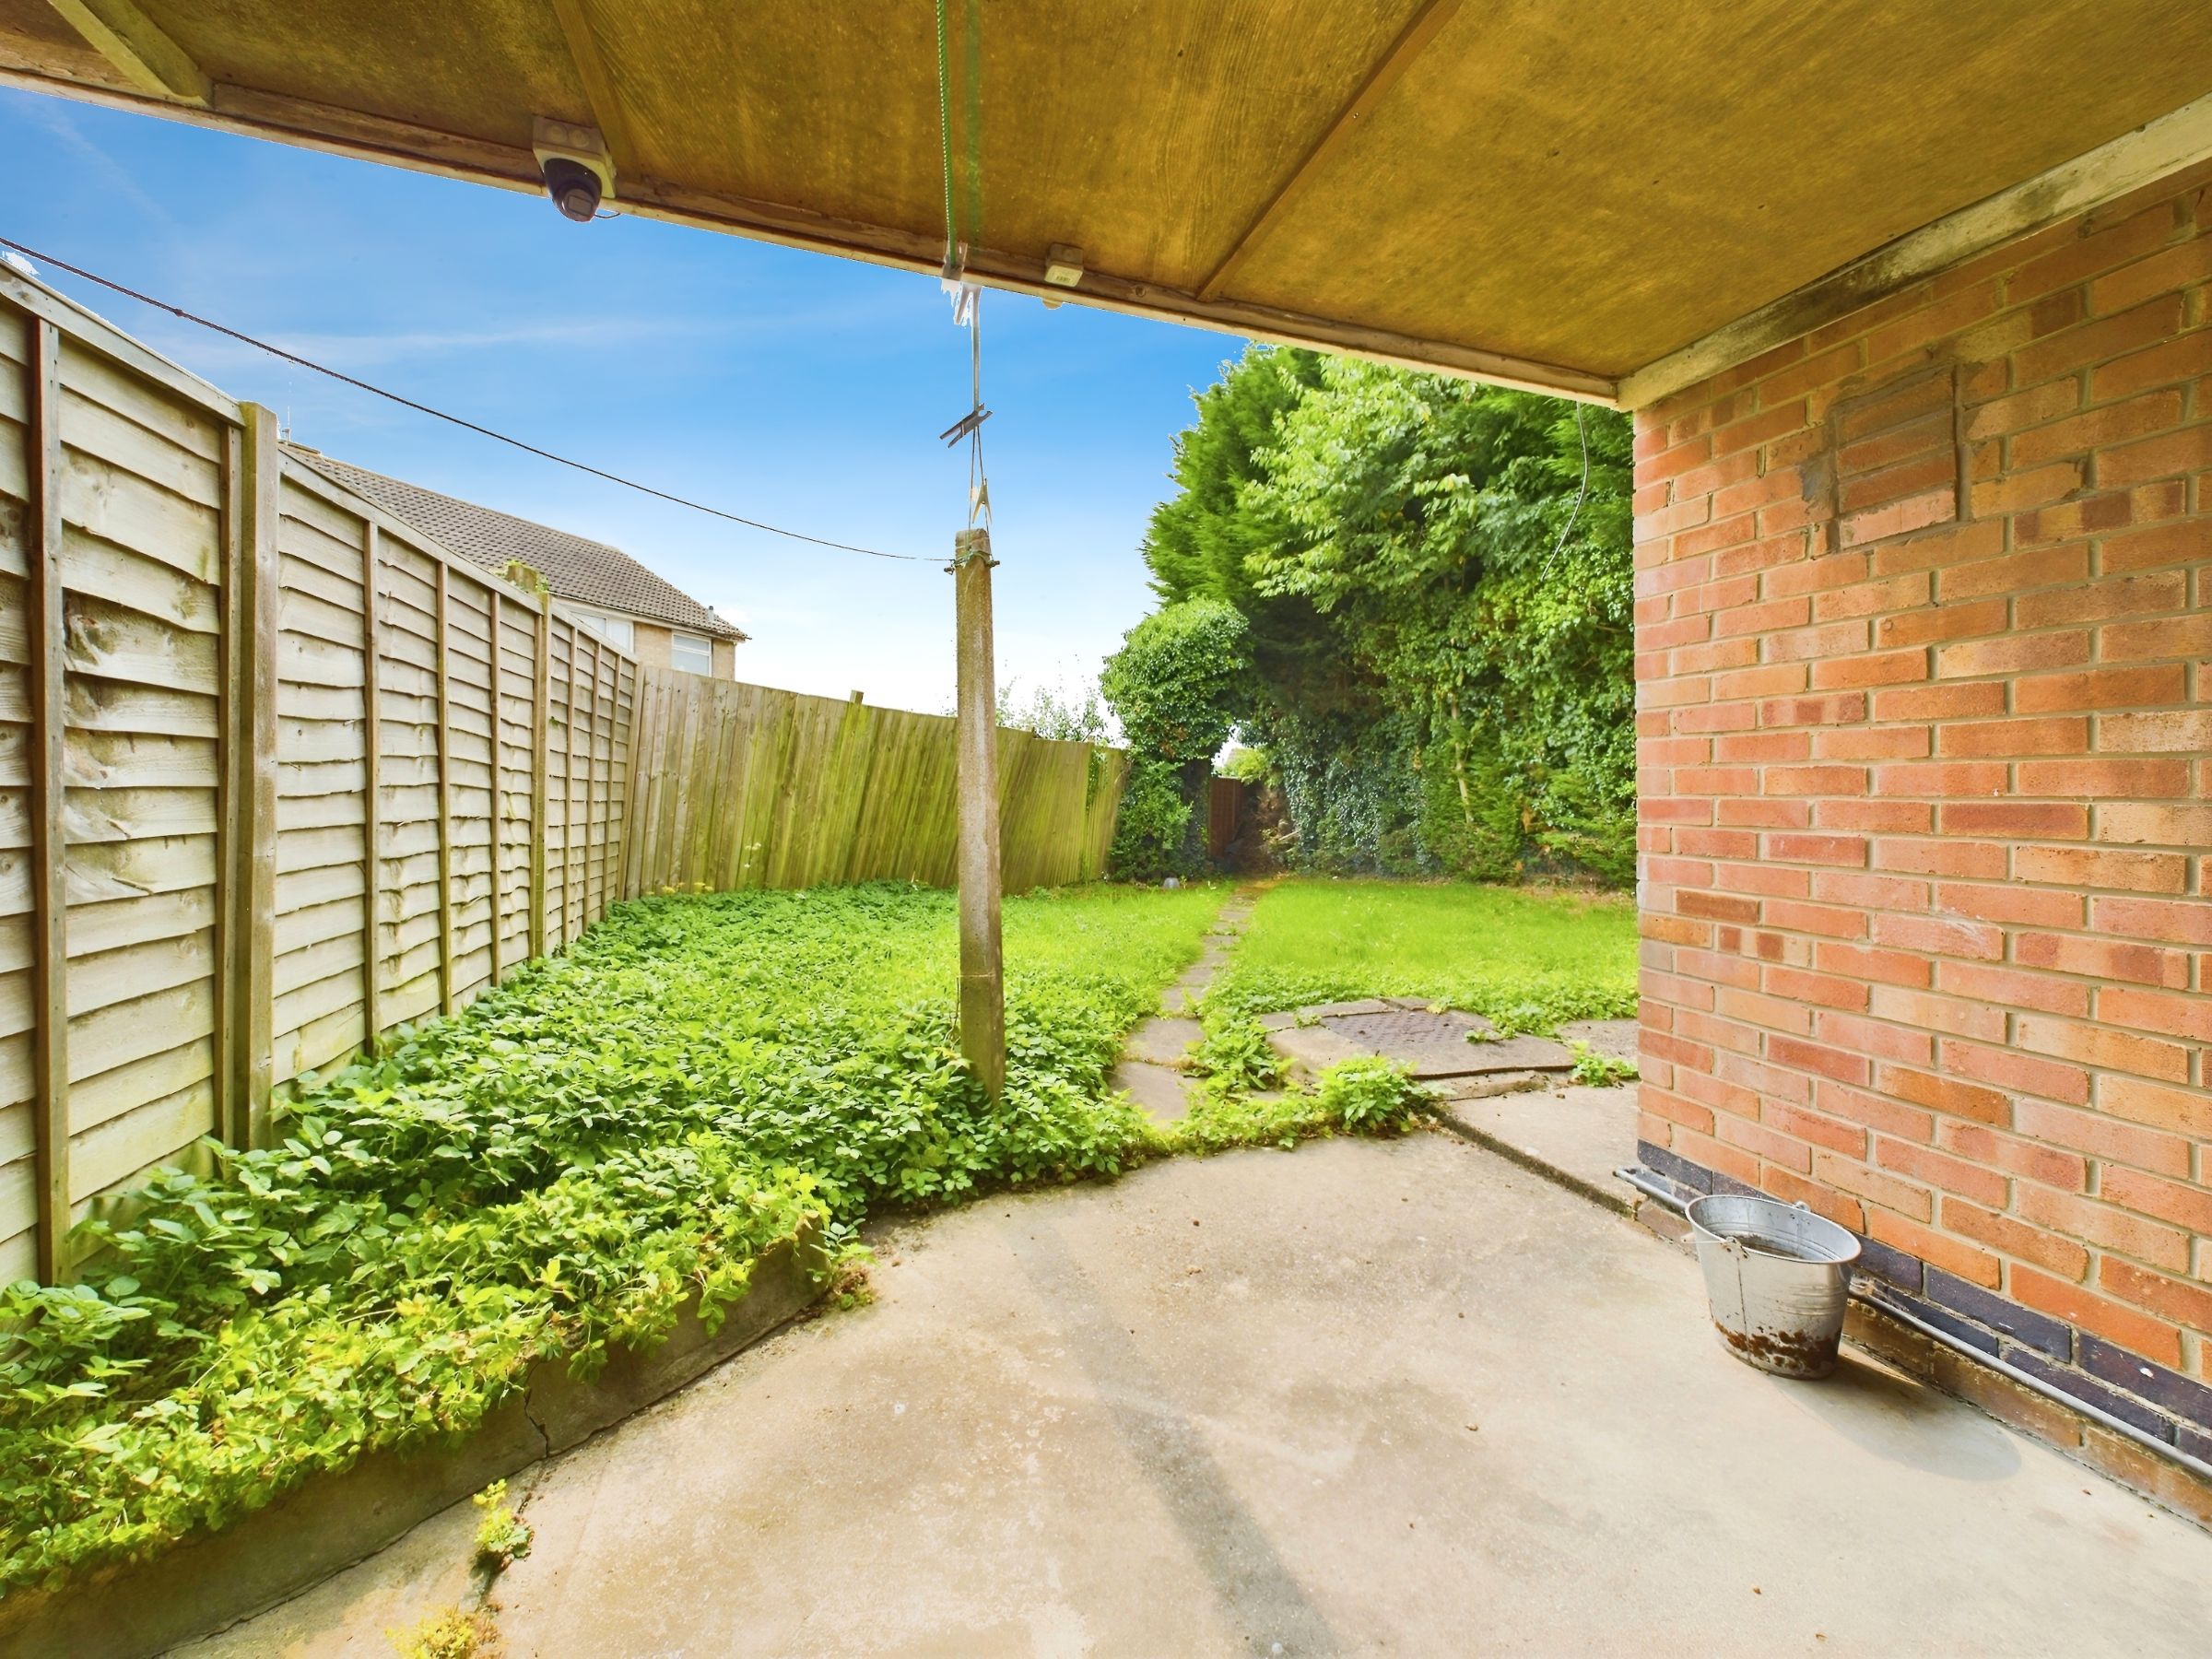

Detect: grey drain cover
[1322, 1008, 1488, 1048]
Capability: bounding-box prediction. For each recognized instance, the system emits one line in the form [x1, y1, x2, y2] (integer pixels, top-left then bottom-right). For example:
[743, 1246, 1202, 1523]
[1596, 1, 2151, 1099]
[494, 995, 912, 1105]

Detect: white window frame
[571, 610, 634, 653]
[669, 630, 713, 676]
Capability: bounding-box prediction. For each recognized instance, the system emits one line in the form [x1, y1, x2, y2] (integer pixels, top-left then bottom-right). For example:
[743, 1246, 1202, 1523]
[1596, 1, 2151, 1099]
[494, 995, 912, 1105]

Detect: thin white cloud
[16, 101, 179, 232]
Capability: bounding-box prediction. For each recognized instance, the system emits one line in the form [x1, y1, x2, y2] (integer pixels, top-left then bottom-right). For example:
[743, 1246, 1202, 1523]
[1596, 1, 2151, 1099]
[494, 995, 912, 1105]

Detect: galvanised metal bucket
[1686, 1194, 1861, 1380]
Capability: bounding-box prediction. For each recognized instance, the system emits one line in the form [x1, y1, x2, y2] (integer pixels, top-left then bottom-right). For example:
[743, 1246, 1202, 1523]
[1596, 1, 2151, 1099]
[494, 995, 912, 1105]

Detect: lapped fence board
[623, 667, 1127, 899]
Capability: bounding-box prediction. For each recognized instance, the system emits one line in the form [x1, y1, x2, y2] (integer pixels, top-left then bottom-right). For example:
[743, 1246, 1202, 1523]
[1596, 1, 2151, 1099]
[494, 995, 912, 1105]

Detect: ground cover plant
[0, 881, 1234, 1596]
[1206, 879, 1636, 1032]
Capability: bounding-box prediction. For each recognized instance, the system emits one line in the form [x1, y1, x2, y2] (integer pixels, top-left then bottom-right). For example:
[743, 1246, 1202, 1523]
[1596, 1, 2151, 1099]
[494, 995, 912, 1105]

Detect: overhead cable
[0, 235, 924, 562]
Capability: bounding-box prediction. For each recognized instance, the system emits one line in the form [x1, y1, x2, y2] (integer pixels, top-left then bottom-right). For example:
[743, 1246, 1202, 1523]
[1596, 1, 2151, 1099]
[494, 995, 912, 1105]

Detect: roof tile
[288, 447, 745, 640]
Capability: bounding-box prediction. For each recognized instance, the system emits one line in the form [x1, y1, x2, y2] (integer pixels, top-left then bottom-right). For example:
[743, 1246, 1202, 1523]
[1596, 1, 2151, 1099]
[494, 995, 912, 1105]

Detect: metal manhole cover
[1319, 1007, 1572, 1078]
[1322, 1008, 1486, 1048]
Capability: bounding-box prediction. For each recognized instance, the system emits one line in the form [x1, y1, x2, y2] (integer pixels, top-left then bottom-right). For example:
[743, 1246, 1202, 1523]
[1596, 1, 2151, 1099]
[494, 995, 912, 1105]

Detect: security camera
[542, 158, 602, 222]
[532, 117, 616, 224]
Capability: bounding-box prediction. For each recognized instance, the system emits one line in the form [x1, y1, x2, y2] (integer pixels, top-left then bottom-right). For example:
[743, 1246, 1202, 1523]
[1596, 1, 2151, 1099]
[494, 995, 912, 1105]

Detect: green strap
[935, 0, 957, 277]
[962, 0, 982, 253]
[935, 0, 982, 278]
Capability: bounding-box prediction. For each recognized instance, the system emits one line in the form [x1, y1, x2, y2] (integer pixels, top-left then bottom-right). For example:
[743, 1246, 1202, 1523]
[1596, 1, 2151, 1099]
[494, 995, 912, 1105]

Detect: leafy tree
[1100, 599, 1250, 877]
[1135, 348, 1635, 884]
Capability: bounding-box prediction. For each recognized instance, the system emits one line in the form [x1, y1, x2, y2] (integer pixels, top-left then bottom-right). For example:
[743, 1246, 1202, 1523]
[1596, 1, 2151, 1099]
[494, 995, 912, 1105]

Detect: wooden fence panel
[622, 668, 1128, 900]
[0, 269, 1107, 1284]
[0, 277, 240, 1280]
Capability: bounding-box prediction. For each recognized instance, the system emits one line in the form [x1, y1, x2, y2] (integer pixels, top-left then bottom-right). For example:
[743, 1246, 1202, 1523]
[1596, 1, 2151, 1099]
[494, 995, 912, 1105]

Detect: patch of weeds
[824, 1243, 877, 1311]
[1168, 1057, 1431, 1154]
[471, 1479, 532, 1569]
[1187, 1007, 1282, 1104]
[1312, 1057, 1431, 1134]
[1567, 1042, 1639, 1088]
[389, 1607, 500, 1659]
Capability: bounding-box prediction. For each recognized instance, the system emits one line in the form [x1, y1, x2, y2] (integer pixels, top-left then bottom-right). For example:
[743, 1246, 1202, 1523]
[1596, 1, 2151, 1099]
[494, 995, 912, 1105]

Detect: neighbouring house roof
[287, 447, 746, 641]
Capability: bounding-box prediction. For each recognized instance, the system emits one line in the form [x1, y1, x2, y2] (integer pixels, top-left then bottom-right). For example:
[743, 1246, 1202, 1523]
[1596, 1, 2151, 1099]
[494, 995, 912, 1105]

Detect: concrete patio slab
[1559, 1018, 1640, 1064]
[1439, 1082, 1641, 1214]
[195, 1135, 2212, 1659]
[1121, 1015, 1202, 1067]
[1265, 1022, 1370, 1083]
[1316, 1008, 1573, 1080]
[1110, 1059, 1194, 1123]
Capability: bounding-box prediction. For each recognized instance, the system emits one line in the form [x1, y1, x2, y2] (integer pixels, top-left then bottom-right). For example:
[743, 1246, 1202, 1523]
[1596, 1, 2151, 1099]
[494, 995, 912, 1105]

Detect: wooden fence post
[360, 524, 383, 1051]
[952, 528, 1004, 1099]
[26, 320, 69, 1279]
[488, 587, 504, 985]
[530, 599, 550, 957]
[579, 634, 599, 924]
[228, 406, 281, 1149]
[561, 631, 582, 945]
[433, 561, 454, 1013]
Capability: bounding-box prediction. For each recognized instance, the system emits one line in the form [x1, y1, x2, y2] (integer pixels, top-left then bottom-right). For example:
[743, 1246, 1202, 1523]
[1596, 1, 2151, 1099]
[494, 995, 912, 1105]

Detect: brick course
[1633, 162, 2212, 1427]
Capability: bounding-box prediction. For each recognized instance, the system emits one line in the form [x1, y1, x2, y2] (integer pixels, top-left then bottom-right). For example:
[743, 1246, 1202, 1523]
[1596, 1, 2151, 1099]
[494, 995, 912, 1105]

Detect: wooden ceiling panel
[591, 0, 1420, 292]
[134, 0, 586, 153]
[1224, 0, 2212, 376]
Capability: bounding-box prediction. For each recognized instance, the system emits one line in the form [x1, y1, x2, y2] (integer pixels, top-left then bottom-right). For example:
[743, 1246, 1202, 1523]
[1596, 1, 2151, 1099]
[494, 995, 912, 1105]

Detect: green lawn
[1208, 879, 1638, 1030]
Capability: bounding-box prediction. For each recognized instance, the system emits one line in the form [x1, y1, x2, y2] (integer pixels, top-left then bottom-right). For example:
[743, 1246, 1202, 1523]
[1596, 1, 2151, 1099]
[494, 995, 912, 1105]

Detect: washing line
[0, 235, 924, 563]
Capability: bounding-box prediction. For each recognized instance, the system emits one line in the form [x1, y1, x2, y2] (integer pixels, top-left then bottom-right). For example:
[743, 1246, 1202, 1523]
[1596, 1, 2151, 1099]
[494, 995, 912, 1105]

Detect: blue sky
[4, 87, 1240, 712]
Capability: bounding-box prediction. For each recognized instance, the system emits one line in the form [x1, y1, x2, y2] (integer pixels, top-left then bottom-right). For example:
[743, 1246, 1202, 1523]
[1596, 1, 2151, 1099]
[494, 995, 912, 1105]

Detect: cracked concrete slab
[1265, 1023, 1371, 1084]
[1438, 1083, 1641, 1214]
[1559, 1018, 1640, 1064]
[1295, 997, 1396, 1018]
[1318, 1007, 1572, 1080]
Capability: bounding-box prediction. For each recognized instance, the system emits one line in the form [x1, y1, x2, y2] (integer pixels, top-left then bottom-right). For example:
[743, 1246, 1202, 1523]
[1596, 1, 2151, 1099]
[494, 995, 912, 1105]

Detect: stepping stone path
[1108, 888, 1260, 1124]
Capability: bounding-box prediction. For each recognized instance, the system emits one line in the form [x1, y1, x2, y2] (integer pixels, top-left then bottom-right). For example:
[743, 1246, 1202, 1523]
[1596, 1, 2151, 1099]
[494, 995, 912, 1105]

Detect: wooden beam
[232, 405, 281, 1147]
[951, 528, 1004, 1100]
[545, 0, 640, 175]
[433, 559, 454, 1015]
[25, 318, 69, 1280]
[1619, 88, 2212, 409]
[360, 524, 383, 1048]
[0, 262, 234, 417]
[42, 0, 207, 102]
[1196, 0, 1461, 303]
[0, 62, 1617, 404]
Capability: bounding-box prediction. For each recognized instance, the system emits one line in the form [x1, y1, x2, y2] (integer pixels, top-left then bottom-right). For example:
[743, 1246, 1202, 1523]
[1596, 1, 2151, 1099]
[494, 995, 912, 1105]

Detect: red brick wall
[1632, 162, 2212, 1394]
